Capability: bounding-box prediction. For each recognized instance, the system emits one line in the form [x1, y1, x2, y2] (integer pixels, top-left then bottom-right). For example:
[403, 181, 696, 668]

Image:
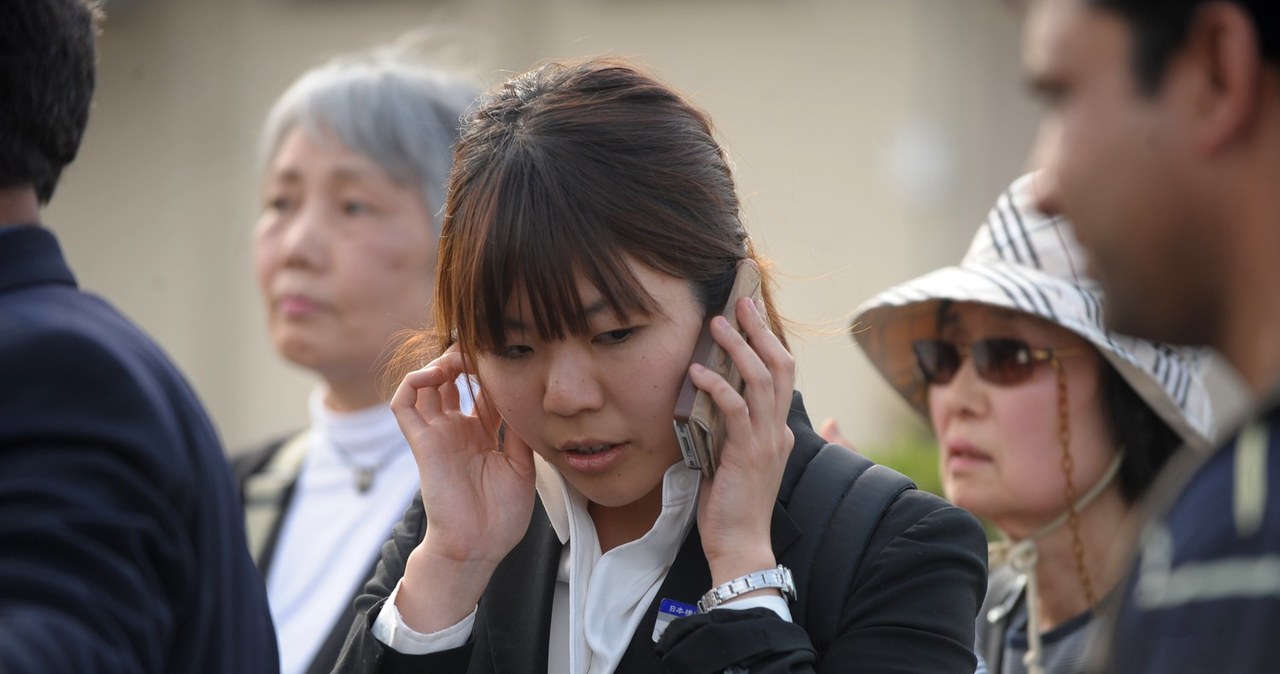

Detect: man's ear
[1178, 2, 1265, 155]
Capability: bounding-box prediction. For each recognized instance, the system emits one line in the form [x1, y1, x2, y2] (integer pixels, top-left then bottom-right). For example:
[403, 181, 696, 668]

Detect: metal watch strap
[697, 565, 796, 613]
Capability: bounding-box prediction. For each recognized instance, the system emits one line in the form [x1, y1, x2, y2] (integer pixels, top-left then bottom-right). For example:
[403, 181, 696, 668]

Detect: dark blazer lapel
[772, 391, 822, 561]
[769, 502, 802, 562]
[615, 396, 819, 672]
[624, 394, 814, 673]
[615, 525, 711, 674]
[304, 550, 380, 674]
[477, 500, 562, 674]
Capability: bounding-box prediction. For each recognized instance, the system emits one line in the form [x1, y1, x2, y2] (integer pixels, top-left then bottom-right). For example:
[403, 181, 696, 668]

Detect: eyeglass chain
[1054, 358, 1097, 609]
[988, 357, 1118, 674]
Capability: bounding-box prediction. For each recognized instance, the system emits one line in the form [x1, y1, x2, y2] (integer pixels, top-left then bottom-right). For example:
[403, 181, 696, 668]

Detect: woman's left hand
[691, 296, 796, 585]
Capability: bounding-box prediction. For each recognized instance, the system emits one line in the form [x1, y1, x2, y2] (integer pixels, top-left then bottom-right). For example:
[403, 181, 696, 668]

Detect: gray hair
[259, 51, 478, 231]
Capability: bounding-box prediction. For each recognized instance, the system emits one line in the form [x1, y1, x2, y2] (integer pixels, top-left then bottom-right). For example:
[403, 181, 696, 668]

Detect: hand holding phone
[673, 259, 763, 478]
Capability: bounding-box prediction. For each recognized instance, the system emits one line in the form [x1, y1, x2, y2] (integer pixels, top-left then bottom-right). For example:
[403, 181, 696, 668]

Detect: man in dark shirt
[0, 1, 279, 671]
[1021, 0, 1280, 672]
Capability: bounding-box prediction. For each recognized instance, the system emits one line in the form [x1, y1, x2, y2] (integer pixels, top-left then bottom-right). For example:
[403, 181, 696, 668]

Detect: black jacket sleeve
[656, 491, 988, 673]
[332, 493, 476, 673]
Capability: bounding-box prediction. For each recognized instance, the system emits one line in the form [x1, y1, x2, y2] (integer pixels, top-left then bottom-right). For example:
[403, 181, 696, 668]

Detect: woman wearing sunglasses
[331, 57, 989, 673]
[850, 173, 1214, 674]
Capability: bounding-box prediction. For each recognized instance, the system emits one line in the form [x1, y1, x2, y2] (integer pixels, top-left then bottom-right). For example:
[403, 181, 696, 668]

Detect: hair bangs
[449, 139, 658, 356]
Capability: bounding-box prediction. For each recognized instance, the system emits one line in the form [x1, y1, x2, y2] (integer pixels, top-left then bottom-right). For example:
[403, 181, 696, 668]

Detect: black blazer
[334, 393, 987, 673]
[0, 225, 279, 673]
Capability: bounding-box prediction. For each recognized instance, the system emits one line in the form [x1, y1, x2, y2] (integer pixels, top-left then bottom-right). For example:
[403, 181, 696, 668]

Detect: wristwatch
[697, 565, 796, 612]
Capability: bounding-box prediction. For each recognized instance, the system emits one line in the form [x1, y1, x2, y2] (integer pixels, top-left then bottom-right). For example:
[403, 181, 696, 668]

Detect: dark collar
[778, 390, 822, 504]
[0, 225, 78, 293]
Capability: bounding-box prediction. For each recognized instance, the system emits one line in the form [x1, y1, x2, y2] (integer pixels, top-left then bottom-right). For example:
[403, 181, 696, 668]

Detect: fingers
[398, 350, 472, 410]
[735, 297, 795, 414]
[691, 360, 757, 468]
[390, 349, 480, 440]
[716, 303, 771, 396]
[704, 297, 794, 421]
[688, 296, 796, 470]
[688, 358, 748, 419]
[392, 366, 447, 427]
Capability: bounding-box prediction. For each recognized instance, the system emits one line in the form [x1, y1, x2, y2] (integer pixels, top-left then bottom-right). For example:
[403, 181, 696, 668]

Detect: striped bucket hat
[851, 172, 1214, 448]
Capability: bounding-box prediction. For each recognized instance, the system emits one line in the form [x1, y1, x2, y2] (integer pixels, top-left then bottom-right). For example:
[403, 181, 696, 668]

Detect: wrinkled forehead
[266, 123, 401, 185]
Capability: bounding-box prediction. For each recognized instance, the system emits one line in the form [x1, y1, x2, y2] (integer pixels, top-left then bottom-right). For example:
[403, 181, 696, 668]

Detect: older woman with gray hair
[231, 47, 476, 674]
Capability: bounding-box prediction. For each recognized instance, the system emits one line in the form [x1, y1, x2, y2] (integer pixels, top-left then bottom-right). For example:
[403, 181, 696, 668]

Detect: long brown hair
[390, 57, 787, 393]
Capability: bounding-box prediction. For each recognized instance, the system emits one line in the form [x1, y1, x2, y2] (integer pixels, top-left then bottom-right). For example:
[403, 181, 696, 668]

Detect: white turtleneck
[266, 386, 422, 674]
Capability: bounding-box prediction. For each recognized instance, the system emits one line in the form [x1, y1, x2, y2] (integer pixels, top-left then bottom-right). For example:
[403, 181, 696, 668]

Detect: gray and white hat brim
[852, 174, 1213, 450]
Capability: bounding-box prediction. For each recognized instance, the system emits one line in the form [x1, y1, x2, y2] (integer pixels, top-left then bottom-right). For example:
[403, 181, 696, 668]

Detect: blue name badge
[652, 598, 698, 642]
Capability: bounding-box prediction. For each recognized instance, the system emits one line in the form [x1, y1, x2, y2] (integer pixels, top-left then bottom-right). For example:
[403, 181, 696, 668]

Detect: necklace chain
[327, 434, 403, 494]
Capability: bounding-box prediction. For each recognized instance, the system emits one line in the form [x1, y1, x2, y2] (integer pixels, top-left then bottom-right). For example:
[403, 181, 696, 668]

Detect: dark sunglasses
[911, 338, 1083, 386]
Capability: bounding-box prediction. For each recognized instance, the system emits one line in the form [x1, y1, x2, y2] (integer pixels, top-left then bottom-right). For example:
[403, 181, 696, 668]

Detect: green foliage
[861, 425, 945, 499]
[861, 425, 1000, 541]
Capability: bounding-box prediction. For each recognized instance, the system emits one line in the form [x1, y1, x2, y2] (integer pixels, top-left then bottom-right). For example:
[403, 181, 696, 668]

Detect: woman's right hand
[388, 347, 537, 632]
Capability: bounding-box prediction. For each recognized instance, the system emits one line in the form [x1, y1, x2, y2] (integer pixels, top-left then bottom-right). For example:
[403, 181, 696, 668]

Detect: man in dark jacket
[1023, 0, 1280, 671]
[0, 1, 279, 672]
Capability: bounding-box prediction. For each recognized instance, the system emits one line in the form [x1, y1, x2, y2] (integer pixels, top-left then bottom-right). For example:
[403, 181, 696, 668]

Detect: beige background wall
[45, 0, 1047, 454]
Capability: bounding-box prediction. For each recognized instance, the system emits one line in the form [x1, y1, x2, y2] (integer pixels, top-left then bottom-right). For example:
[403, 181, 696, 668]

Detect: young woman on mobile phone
[334, 57, 987, 674]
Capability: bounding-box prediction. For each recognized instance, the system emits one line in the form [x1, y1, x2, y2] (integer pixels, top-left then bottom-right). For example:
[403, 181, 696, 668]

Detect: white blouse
[373, 458, 791, 673]
[266, 387, 421, 674]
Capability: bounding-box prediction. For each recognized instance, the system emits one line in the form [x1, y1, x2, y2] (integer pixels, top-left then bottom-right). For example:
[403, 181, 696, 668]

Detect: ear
[1180, 2, 1265, 155]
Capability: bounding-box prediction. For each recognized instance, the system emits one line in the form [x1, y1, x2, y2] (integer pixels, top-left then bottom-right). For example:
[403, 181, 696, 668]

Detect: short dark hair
[1100, 360, 1182, 503]
[0, 0, 100, 203]
[1091, 0, 1280, 93]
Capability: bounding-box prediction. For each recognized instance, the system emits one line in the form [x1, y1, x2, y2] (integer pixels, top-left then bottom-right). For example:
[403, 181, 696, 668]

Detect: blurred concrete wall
[44, 0, 1045, 454]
